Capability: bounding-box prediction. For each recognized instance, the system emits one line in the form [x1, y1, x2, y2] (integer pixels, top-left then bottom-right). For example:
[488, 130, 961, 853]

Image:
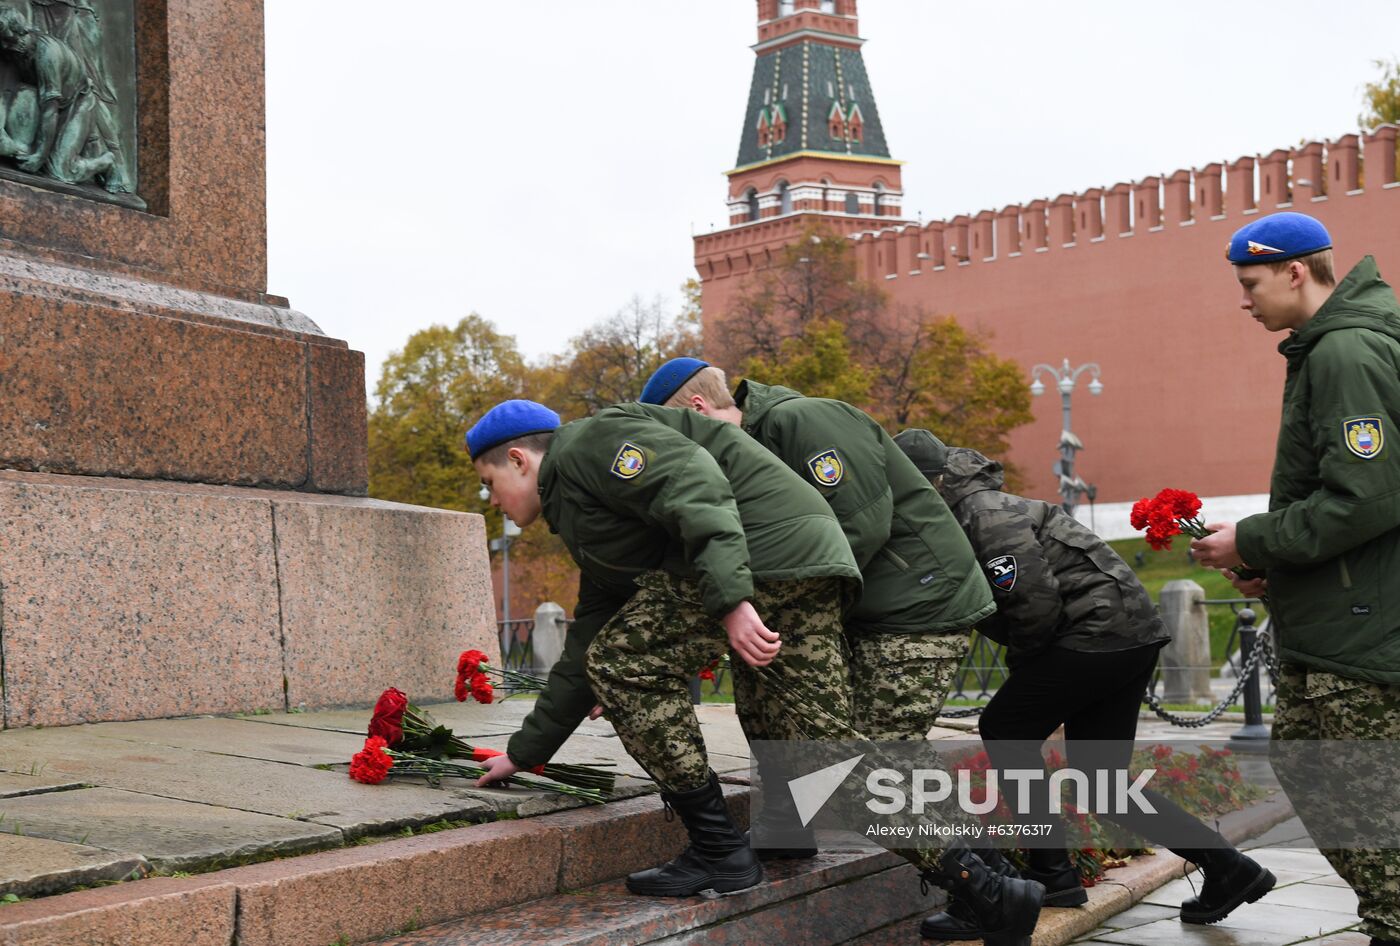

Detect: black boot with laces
[626, 772, 763, 897]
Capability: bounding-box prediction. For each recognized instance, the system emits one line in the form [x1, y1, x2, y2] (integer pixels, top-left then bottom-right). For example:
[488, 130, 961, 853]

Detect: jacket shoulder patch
[807, 449, 844, 487]
[985, 554, 1017, 592]
[611, 442, 647, 479]
[1342, 417, 1384, 460]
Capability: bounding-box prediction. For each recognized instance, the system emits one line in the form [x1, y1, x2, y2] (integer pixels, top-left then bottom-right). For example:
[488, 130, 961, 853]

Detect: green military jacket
[936, 447, 1169, 657]
[1235, 256, 1400, 685]
[508, 402, 861, 766]
[736, 381, 995, 636]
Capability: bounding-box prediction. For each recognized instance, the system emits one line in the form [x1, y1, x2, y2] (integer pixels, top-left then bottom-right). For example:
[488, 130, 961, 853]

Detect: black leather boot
[626, 772, 764, 897]
[919, 846, 1044, 946]
[744, 766, 818, 860]
[1177, 847, 1275, 924]
[1023, 848, 1089, 907]
[918, 849, 1020, 940]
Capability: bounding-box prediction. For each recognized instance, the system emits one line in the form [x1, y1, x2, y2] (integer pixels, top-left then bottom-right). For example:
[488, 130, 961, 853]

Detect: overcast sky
[265, 2, 1400, 396]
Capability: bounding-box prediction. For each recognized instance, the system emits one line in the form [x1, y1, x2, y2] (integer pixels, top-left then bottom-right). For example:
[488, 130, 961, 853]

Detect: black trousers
[978, 643, 1225, 861]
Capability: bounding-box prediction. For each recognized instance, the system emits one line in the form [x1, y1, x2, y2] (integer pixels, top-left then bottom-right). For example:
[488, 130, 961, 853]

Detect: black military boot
[919, 846, 1045, 946]
[1177, 847, 1275, 924]
[918, 849, 1020, 940]
[1371, 938, 1400, 945]
[744, 768, 818, 860]
[1023, 848, 1089, 907]
[626, 772, 764, 897]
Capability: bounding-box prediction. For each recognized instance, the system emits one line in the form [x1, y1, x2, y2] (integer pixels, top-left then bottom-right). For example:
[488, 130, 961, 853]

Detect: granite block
[0, 292, 311, 487]
[0, 0, 268, 300]
[0, 788, 340, 872]
[308, 343, 369, 494]
[228, 818, 561, 946]
[0, 474, 284, 728]
[0, 876, 236, 946]
[0, 773, 84, 799]
[370, 853, 924, 946]
[0, 728, 496, 839]
[81, 717, 368, 767]
[545, 785, 751, 890]
[0, 835, 147, 899]
[275, 498, 497, 710]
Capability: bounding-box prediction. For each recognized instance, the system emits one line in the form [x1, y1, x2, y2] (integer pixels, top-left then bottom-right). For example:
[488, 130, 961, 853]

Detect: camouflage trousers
[1272, 662, 1400, 941]
[586, 572, 953, 872]
[846, 630, 967, 742]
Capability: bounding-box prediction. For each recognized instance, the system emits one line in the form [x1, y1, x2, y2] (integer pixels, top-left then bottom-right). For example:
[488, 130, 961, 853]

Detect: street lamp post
[1028, 358, 1103, 518]
[479, 485, 523, 661]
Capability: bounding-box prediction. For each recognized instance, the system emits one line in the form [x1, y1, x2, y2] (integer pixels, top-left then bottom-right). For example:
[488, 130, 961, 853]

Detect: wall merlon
[1133, 176, 1162, 231]
[1294, 141, 1325, 202]
[972, 210, 995, 261]
[997, 204, 1022, 257]
[1052, 194, 1069, 247]
[1028, 198, 1053, 251]
[1195, 163, 1223, 219]
[1106, 183, 1132, 236]
[1259, 149, 1290, 209]
[1330, 134, 1360, 194]
[1074, 189, 1103, 242]
[947, 215, 970, 262]
[1226, 156, 1256, 215]
[1363, 124, 1398, 186]
[1164, 169, 1192, 226]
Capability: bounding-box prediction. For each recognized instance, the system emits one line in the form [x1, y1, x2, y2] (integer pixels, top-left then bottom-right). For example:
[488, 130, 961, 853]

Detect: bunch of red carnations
[1129, 488, 1207, 552]
[346, 688, 615, 800]
[454, 649, 546, 703]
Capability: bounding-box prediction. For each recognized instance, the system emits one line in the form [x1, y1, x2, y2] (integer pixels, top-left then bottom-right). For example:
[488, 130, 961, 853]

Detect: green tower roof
[735, 39, 890, 168]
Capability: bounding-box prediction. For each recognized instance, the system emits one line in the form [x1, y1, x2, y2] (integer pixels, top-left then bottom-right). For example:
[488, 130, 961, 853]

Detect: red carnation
[1129, 498, 1152, 531]
[470, 674, 494, 705]
[457, 649, 489, 676]
[368, 688, 408, 746]
[349, 736, 394, 784]
[1159, 488, 1202, 521]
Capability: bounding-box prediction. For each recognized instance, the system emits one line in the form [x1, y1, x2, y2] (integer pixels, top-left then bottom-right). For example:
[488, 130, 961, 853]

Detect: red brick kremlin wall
[695, 128, 1400, 504]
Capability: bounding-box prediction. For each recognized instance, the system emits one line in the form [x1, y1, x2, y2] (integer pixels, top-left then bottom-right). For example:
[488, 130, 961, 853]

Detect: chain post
[1229, 608, 1271, 744]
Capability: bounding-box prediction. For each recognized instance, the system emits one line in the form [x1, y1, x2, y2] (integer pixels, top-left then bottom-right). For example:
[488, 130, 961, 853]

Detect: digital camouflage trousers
[846, 629, 967, 742]
[585, 572, 958, 873]
[1273, 662, 1400, 941]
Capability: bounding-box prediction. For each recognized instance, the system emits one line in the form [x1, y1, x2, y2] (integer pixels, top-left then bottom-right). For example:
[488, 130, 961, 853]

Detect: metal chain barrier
[940, 609, 1280, 727]
[1140, 639, 1269, 727]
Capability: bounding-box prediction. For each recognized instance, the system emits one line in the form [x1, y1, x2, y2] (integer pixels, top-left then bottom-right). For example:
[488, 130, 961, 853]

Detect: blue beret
[638, 357, 710, 405]
[465, 400, 560, 460]
[1227, 211, 1331, 265]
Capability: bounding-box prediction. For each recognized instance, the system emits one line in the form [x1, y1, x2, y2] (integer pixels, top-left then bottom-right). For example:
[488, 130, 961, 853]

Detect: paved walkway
[1069, 815, 1366, 946]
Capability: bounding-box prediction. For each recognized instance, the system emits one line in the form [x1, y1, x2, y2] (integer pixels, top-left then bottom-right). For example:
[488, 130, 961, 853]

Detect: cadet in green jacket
[902, 433, 1273, 940]
[1193, 212, 1400, 946]
[638, 360, 994, 864]
[467, 399, 1044, 946]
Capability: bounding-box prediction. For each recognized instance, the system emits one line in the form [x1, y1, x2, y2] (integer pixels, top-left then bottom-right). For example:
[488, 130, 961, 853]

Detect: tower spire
[726, 0, 903, 226]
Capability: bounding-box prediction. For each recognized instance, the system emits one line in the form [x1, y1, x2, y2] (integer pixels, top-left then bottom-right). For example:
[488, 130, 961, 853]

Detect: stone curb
[1032, 792, 1297, 946]
[0, 784, 747, 946]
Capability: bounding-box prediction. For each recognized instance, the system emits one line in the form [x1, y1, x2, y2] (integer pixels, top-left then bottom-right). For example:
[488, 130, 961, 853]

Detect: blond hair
[1263, 248, 1336, 288]
[474, 431, 553, 467]
[664, 365, 736, 410]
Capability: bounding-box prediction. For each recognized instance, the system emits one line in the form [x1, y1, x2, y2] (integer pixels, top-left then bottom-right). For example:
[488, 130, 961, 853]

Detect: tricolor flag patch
[611, 442, 647, 479]
[1343, 417, 1384, 460]
[1246, 240, 1285, 256]
[985, 555, 1017, 592]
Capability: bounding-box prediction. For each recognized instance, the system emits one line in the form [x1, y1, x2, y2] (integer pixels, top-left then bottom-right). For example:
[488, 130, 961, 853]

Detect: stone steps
[365, 848, 932, 946]
[0, 782, 762, 946]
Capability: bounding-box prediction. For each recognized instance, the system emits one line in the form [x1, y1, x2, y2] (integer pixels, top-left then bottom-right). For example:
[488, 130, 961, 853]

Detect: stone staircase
[365, 832, 929, 946]
[0, 779, 934, 946]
